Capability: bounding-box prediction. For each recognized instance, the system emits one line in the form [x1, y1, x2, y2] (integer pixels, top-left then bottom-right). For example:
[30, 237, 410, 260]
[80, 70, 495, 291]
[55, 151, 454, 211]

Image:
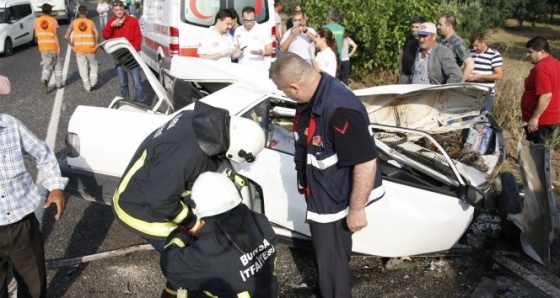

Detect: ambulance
[139, 0, 277, 80]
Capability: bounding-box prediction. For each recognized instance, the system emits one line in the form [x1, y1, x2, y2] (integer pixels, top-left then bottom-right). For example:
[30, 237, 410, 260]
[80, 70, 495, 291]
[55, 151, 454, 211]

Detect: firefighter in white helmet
[112, 102, 265, 252]
[160, 172, 278, 298]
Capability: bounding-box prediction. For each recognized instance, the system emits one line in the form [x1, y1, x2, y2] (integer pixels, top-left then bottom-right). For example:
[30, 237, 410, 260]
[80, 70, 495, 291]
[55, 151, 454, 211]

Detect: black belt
[0, 213, 34, 230]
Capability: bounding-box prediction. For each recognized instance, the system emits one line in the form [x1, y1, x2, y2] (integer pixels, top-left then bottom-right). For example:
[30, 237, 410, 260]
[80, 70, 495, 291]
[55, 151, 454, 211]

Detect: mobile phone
[293, 21, 300, 27]
[240, 46, 247, 51]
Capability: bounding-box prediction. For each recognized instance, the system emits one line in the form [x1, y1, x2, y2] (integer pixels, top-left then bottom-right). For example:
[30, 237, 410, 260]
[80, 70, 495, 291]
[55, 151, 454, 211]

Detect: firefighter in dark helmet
[112, 102, 265, 252]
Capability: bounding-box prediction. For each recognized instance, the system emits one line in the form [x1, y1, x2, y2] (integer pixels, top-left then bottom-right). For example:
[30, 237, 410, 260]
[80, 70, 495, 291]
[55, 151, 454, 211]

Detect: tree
[303, 0, 440, 71]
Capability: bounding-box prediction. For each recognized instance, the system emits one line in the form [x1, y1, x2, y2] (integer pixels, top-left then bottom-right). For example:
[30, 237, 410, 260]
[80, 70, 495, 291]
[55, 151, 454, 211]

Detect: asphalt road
[1, 1, 559, 297]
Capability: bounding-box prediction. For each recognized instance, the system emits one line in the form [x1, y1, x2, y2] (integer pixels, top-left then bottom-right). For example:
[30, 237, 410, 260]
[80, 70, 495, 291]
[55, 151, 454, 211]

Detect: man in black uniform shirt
[399, 16, 425, 84]
[270, 53, 384, 297]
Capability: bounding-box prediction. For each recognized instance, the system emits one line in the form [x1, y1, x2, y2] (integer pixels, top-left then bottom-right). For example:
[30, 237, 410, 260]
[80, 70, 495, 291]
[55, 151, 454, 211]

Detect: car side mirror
[9, 16, 17, 23]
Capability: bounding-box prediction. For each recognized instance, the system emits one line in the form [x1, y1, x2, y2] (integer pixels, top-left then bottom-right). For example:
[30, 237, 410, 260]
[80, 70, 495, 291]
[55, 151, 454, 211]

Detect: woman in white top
[97, 0, 110, 29]
[310, 28, 339, 77]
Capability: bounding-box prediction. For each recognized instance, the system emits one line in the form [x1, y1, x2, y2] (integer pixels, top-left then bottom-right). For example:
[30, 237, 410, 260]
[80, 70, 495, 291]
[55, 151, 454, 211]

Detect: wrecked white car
[62, 38, 550, 261]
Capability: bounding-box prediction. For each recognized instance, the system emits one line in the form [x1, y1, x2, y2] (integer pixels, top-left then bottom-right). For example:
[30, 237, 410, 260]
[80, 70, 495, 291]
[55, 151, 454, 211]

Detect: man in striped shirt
[466, 32, 503, 112]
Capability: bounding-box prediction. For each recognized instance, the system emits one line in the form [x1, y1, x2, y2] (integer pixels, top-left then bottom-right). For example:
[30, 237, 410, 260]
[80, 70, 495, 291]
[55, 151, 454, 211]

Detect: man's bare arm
[346, 158, 377, 232]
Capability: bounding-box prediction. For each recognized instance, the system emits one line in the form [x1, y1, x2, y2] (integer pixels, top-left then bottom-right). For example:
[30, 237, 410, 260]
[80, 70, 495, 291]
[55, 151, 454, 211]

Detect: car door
[14, 3, 34, 45]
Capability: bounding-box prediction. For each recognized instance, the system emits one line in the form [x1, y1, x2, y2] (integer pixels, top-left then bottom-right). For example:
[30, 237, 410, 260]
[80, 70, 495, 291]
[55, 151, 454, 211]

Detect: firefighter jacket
[113, 103, 231, 241]
[294, 73, 384, 223]
[35, 15, 58, 52]
[71, 18, 97, 53]
[161, 204, 279, 298]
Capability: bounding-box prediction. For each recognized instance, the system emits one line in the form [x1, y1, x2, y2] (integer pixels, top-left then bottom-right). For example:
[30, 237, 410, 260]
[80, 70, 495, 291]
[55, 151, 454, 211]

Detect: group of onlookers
[199, 1, 359, 87]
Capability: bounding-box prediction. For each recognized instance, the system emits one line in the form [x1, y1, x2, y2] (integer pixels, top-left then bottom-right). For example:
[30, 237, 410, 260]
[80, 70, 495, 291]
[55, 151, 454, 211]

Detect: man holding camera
[280, 10, 316, 63]
[102, 0, 147, 106]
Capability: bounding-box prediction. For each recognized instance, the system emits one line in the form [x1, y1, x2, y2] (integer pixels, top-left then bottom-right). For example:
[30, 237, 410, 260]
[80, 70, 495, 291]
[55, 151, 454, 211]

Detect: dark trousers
[524, 124, 558, 144]
[309, 218, 353, 298]
[340, 60, 351, 85]
[0, 213, 46, 298]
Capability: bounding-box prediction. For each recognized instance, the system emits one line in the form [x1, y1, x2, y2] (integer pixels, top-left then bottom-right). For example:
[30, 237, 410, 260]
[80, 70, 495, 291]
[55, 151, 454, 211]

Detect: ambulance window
[233, 0, 270, 24]
[184, 0, 269, 27]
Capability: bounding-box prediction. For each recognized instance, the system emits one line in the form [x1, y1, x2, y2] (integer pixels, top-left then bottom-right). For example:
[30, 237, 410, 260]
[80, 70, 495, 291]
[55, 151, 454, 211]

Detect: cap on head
[78, 5, 88, 15]
[191, 172, 242, 218]
[226, 116, 265, 163]
[417, 22, 437, 35]
[41, 3, 53, 13]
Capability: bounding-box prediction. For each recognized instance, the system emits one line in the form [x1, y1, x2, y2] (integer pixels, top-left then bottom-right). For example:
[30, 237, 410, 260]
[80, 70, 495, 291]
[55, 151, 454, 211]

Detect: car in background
[62, 38, 554, 262]
[30, 0, 70, 23]
[0, 0, 35, 56]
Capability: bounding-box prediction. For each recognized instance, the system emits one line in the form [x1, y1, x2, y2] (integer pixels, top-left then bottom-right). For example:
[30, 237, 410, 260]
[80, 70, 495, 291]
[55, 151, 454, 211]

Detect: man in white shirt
[280, 11, 316, 63]
[198, 9, 239, 63]
[234, 6, 273, 69]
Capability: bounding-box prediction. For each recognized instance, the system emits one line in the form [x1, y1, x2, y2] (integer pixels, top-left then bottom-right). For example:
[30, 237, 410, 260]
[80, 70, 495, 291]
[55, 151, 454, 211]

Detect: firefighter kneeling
[160, 172, 278, 298]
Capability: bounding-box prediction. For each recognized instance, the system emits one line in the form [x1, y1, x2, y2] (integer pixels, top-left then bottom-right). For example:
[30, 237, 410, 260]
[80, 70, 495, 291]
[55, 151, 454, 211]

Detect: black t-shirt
[401, 35, 419, 76]
[331, 108, 378, 167]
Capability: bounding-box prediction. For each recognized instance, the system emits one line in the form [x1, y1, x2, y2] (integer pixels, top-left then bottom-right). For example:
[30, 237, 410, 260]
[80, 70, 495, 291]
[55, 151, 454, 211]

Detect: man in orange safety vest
[35, 3, 63, 93]
[65, 6, 99, 92]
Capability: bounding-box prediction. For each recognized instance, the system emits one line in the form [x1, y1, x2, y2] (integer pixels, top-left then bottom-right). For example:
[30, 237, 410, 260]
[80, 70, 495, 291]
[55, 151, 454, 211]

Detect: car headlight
[66, 133, 80, 158]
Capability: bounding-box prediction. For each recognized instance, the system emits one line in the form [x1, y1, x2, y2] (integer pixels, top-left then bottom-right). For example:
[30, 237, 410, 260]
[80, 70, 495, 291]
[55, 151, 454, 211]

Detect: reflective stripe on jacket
[112, 110, 220, 241]
[72, 18, 96, 53]
[35, 15, 58, 52]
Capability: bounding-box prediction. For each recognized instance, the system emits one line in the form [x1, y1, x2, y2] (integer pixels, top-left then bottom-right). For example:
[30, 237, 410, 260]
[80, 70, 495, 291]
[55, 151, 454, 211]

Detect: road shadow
[45, 202, 114, 298]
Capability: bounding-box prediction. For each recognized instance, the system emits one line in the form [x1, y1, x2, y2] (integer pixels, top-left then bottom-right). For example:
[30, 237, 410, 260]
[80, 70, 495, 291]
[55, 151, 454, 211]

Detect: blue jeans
[116, 65, 147, 105]
[99, 15, 108, 29]
[481, 94, 494, 113]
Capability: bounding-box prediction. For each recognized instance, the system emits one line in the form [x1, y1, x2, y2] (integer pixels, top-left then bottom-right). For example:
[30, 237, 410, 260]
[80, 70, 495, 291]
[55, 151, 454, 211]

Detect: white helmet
[226, 116, 265, 163]
[191, 172, 242, 218]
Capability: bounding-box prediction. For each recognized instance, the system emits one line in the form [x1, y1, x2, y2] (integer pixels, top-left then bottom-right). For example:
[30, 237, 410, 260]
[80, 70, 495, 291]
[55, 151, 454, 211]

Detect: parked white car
[0, 0, 35, 56]
[63, 38, 552, 261]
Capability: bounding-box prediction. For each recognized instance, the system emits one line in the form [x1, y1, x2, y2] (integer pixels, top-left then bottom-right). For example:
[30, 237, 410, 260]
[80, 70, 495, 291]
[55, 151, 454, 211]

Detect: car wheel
[30, 31, 38, 45]
[497, 171, 523, 241]
[2, 38, 13, 56]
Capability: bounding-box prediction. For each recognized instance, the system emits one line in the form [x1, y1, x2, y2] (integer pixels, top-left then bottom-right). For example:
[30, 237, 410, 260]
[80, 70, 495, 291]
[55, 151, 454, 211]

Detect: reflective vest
[72, 18, 96, 53]
[35, 15, 58, 52]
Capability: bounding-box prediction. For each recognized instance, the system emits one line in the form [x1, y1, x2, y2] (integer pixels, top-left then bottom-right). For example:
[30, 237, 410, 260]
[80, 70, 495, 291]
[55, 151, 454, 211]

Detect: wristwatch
[303, 28, 308, 33]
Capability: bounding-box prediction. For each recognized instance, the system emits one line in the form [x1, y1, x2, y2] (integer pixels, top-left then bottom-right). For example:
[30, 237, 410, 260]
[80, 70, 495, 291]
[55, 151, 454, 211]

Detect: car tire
[2, 38, 13, 57]
[497, 171, 523, 241]
[30, 31, 38, 45]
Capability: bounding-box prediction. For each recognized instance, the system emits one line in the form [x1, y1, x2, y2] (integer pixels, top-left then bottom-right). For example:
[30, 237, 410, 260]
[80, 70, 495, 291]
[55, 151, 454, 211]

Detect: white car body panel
[64, 38, 506, 258]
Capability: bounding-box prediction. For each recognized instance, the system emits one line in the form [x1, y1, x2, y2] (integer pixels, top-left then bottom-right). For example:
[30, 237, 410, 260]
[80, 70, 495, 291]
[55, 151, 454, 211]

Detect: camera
[293, 21, 299, 27]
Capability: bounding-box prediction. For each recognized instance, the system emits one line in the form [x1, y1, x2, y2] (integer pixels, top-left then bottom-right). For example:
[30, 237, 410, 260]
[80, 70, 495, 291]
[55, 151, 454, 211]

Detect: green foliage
[303, 0, 440, 71]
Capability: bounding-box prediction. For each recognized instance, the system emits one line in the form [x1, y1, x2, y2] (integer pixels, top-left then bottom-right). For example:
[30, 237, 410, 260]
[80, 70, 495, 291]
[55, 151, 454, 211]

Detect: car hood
[169, 56, 284, 97]
[101, 38, 173, 113]
[355, 83, 492, 130]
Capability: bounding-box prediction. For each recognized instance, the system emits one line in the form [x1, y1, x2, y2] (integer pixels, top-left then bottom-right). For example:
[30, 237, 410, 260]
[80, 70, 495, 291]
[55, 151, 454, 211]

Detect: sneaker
[41, 80, 48, 93]
[91, 84, 97, 90]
